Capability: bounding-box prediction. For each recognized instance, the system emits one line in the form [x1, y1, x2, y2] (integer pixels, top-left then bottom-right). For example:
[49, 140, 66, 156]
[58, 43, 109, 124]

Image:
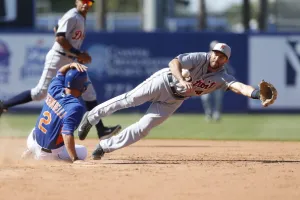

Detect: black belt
[55, 50, 76, 59]
[41, 148, 52, 153]
[32, 131, 52, 153]
[167, 73, 185, 99]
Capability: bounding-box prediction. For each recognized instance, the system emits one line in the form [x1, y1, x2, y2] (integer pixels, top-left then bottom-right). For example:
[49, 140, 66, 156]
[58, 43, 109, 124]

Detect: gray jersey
[51, 8, 85, 53]
[83, 51, 237, 155]
[171, 52, 236, 97]
[30, 8, 96, 103]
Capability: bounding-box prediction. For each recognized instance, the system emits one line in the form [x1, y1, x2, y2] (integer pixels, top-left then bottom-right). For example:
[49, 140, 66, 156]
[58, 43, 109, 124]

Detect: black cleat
[98, 125, 122, 140]
[92, 144, 105, 160]
[78, 111, 93, 140]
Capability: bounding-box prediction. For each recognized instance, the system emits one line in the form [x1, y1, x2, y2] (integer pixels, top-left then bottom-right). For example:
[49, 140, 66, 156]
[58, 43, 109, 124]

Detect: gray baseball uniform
[31, 8, 96, 101]
[87, 52, 236, 152]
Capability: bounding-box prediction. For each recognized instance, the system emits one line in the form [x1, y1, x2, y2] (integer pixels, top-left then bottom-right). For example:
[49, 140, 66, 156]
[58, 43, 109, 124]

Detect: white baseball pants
[25, 129, 87, 161]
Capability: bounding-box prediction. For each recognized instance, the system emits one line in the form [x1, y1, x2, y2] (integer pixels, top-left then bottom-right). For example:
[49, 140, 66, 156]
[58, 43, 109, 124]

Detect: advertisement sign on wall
[0, 33, 54, 108]
[249, 35, 300, 110]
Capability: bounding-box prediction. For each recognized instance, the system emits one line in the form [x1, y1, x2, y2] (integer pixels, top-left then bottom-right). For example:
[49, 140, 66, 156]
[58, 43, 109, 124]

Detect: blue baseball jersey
[34, 72, 85, 149]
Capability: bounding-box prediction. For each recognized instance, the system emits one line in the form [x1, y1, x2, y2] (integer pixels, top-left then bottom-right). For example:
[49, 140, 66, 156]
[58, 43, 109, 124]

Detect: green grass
[1, 113, 300, 141]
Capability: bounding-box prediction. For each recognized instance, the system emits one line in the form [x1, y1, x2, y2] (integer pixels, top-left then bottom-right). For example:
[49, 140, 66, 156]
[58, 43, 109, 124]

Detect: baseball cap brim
[212, 43, 231, 59]
[212, 50, 229, 59]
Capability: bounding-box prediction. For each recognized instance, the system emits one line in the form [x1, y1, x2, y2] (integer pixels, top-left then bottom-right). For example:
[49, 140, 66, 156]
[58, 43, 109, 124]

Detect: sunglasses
[81, 0, 94, 7]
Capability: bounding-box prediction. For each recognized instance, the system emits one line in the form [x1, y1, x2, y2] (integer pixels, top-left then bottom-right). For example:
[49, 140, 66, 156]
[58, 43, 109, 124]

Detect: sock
[3, 90, 33, 109]
[84, 100, 106, 136]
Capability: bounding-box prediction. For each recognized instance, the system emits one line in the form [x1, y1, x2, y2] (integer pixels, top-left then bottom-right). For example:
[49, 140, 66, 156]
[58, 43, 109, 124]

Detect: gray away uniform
[87, 52, 236, 153]
[31, 8, 96, 101]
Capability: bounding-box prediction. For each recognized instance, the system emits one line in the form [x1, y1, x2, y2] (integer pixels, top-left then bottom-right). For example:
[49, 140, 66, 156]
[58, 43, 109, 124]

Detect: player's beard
[78, 9, 88, 17]
[78, 5, 89, 16]
[210, 60, 220, 69]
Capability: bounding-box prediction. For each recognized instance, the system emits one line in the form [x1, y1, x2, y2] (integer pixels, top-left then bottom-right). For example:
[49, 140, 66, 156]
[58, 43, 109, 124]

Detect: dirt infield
[0, 138, 300, 200]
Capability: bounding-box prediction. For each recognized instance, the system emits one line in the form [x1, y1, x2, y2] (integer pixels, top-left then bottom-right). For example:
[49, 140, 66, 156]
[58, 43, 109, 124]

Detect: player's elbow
[168, 59, 179, 69]
[53, 25, 59, 33]
[55, 36, 62, 43]
[55, 35, 65, 44]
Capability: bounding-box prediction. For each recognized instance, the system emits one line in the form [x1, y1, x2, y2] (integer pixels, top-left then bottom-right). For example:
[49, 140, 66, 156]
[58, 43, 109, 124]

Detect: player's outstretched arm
[228, 81, 256, 98]
[228, 81, 277, 107]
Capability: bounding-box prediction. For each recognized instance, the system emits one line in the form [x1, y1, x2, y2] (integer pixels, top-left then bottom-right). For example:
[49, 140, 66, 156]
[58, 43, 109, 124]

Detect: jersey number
[38, 111, 52, 134]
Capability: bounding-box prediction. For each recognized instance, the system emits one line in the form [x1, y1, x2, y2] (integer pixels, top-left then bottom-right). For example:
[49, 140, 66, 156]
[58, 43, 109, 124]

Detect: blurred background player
[22, 63, 90, 163]
[200, 40, 235, 122]
[0, 0, 121, 139]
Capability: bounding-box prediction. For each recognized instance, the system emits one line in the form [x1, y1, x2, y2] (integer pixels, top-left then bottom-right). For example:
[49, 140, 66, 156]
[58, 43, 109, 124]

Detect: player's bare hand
[77, 52, 92, 64]
[69, 62, 88, 72]
[179, 80, 193, 92]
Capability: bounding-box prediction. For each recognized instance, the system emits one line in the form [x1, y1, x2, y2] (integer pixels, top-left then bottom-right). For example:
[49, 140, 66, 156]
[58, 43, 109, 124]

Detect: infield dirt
[0, 138, 299, 200]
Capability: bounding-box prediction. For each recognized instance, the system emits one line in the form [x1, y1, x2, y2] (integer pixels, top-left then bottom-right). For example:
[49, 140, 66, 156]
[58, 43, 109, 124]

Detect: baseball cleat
[98, 125, 122, 140]
[78, 111, 93, 140]
[92, 144, 105, 160]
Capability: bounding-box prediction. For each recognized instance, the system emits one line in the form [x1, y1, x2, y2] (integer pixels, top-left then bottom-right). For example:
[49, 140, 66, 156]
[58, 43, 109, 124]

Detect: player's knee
[111, 93, 136, 108]
[31, 87, 48, 101]
[138, 116, 166, 137]
[76, 145, 88, 160]
[124, 94, 140, 107]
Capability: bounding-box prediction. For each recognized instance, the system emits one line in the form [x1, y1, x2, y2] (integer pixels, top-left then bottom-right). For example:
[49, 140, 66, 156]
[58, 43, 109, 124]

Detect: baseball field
[0, 113, 300, 200]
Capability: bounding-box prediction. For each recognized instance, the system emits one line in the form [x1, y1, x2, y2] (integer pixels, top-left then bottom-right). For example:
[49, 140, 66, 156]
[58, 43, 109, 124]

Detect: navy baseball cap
[65, 69, 91, 93]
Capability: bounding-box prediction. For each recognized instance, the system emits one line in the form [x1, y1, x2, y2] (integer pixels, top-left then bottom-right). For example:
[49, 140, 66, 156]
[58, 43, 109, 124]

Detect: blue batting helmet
[65, 69, 91, 93]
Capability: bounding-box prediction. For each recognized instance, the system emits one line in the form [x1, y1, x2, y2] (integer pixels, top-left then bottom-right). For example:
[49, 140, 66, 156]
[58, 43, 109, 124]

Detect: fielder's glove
[259, 80, 278, 107]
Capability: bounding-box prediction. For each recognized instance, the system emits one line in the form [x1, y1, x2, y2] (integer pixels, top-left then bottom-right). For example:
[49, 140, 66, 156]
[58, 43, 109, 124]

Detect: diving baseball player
[0, 0, 121, 139]
[77, 43, 277, 160]
[22, 63, 90, 162]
